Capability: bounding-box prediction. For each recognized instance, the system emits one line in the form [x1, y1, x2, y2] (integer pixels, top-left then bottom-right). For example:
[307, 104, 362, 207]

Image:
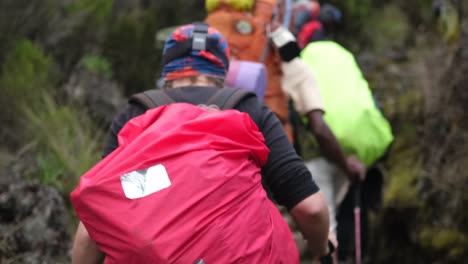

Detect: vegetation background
[0, 0, 466, 263]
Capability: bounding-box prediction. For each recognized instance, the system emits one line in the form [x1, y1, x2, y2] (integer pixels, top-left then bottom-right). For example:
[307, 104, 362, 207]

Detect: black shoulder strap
[129, 90, 175, 109]
[130, 88, 254, 110]
[207, 88, 254, 110]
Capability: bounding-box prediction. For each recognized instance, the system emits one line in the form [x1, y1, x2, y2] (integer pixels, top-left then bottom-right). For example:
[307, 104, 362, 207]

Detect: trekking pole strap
[354, 183, 361, 208]
[319, 240, 336, 264]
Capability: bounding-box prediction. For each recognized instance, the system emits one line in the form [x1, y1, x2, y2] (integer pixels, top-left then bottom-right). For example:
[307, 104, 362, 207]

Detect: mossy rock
[419, 227, 468, 260]
[384, 150, 422, 207]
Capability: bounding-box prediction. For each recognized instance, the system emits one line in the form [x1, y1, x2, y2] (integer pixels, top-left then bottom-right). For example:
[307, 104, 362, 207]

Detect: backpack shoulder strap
[207, 88, 255, 110]
[129, 89, 175, 109]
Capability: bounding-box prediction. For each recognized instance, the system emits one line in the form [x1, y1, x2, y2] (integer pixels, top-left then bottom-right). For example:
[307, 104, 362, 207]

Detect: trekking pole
[260, 0, 292, 62]
[354, 183, 362, 264]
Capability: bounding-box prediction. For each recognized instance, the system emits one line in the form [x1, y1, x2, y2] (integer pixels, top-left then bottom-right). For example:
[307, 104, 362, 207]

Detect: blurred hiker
[270, 2, 394, 262]
[71, 22, 334, 263]
[205, 0, 297, 143]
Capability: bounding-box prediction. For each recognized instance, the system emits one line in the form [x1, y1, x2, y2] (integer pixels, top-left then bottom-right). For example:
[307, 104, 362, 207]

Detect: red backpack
[71, 88, 299, 264]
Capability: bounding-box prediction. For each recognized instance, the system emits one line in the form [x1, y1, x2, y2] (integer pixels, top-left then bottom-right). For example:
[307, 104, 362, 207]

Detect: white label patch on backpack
[120, 164, 171, 199]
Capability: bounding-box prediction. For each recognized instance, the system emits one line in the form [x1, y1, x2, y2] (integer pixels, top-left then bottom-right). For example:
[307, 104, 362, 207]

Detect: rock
[383, 47, 408, 62]
[0, 146, 37, 186]
[0, 181, 70, 264]
[64, 67, 125, 126]
[356, 51, 378, 77]
[0, 152, 71, 264]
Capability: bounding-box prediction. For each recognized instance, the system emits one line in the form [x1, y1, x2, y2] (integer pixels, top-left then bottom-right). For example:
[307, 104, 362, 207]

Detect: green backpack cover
[300, 41, 393, 166]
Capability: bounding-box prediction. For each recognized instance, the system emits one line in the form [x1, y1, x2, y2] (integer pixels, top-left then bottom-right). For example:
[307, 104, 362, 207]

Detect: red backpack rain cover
[71, 103, 299, 264]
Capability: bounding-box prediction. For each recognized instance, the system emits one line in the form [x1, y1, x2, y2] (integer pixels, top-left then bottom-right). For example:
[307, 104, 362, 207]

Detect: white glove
[269, 25, 296, 48]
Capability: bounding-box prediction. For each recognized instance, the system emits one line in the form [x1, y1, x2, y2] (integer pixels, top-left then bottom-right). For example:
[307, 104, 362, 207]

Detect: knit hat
[161, 23, 230, 81]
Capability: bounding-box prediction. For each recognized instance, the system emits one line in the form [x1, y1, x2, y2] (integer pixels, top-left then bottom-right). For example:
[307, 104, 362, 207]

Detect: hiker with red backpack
[270, 2, 394, 263]
[71, 22, 335, 263]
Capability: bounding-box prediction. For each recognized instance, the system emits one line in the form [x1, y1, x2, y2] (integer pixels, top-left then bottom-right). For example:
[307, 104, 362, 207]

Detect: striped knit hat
[161, 23, 230, 81]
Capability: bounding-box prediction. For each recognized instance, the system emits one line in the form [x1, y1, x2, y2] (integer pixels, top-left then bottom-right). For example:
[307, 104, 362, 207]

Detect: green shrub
[419, 227, 468, 260]
[0, 39, 56, 145]
[79, 54, 113, 78]
[326, 0, 373, 36]
[66, 0, 112, 27]
[364, 4, 411, 52]
[23, 93, 104, 194]
[0, 0, 60, 64]
[1, 39, 54, 108]
[103, 11, 160, 95]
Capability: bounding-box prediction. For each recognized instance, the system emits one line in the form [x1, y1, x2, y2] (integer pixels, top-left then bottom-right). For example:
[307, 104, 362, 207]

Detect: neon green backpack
[300, 41, 393, 166]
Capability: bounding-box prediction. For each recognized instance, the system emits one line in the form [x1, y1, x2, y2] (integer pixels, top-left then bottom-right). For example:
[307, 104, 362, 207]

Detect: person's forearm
[72, 221, 105, 264]
[290, 192, 330, 258]
[307, 112, 349, 174]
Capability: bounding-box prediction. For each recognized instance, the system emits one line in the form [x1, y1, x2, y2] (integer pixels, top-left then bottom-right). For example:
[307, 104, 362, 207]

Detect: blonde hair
[164, 75, 225, 89]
